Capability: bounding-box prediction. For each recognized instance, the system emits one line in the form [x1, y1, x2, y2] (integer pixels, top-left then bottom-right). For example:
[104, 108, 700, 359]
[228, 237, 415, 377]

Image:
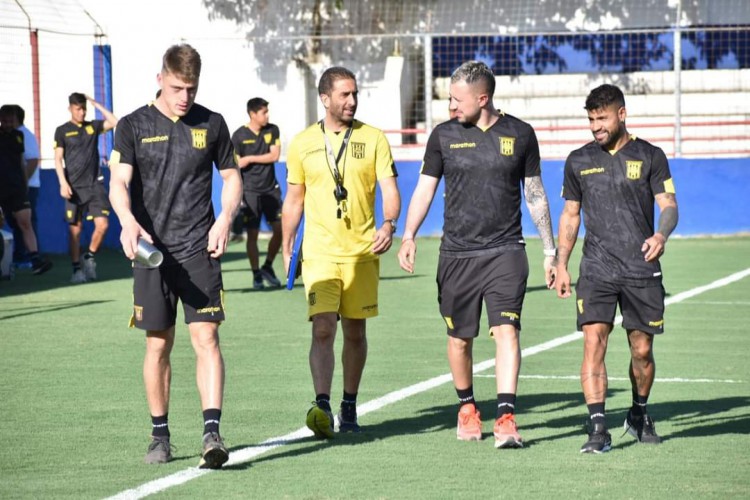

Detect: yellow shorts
[302, 259, 380, 319]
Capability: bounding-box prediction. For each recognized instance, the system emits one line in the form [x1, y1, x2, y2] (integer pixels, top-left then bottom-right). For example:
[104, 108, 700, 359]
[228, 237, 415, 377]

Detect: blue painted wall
[14, 157, 750, 254]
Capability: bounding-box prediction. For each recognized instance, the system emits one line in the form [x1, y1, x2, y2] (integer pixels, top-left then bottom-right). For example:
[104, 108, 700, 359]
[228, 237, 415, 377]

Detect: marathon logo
[65, 131, 79, 137]
[242, 139, 256, 144]
[351, 142, 366, 159]
[626, 161, 642, 180]
[500, 311, 519, 322]
[449, 142, 476, 149]
[580, 167, 605, 176]
[141, 135, 169, 144]
[499, 137, 515, 156]
[191, 128, 208, 149]
[648, 319, 664, 327]
[362, 303, 377, 311]
[196, 306, 222, 314]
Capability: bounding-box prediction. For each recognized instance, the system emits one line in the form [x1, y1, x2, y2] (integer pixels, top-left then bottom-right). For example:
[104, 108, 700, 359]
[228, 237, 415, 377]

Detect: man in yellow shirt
[282, 66, 401, 438]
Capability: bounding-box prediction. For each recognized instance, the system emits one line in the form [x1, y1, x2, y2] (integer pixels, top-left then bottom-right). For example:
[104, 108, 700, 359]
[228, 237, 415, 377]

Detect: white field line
[106, 267, 750, 500]
[475, 374, 744, 383]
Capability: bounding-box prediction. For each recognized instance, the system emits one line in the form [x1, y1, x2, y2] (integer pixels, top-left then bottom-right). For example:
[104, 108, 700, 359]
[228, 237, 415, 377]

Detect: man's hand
[372, 224, 394, 255]
[544, 255, 557, 289]
[397, 238, 417, 273]
[554, 265, 572, 299]
[207, 214, 231, 258]
[59, 180, 73, 200]
[642, 233, 666, 262]
[119, 216, 152, 260]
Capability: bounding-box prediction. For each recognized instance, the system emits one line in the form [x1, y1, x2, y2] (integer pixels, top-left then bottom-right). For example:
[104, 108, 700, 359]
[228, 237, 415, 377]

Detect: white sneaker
[70, 269, 87, 284]
[83, 257, 97, 281]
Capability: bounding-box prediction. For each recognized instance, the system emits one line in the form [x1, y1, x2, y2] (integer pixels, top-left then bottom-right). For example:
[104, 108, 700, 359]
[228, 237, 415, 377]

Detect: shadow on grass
[0, 299, 115, 321]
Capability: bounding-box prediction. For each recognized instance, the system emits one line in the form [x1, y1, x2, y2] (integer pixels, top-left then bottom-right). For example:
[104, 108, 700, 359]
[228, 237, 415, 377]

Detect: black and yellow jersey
[53, 120, 104, 188]
[421, 114, 541, 255]
[110, 103, 237, 265]
[231, 123, 280, 193]
[562, 136, 675, 285]
[0, 128, 25, 195]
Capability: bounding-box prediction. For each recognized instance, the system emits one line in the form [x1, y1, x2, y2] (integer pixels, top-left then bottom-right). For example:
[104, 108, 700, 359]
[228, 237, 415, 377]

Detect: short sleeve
[561, 153, 582, 202]
[374, 130, 397, 180]
[271, 124, 281, 147]
[649, 146, 675, 195]
[420, 128, 443, 178]
[286, 136, 304, 185]
[53, 126, 65, 150]
[213, 116, 237, 170]
[111, 117, 135, 166]
[523, 128, 541, 178]
[22, 128, 39, 160]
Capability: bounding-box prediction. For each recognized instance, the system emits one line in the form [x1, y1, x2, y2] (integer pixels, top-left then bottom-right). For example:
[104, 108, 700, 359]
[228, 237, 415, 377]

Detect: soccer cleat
[493, 413, 524, 449]
[144, 436, 173, 464]
[624, 410, 662, 444]
[70, 269, 87, 284]
[456, 403, 482, 441]
[31, 257, 52, 275]
[337, 408, 362, 433]
[82, 256, 97, 281]
[198, 432, 229, 469]
[252, 272, 264, 290]
[260, 263, 281, 287]
[580, 422, 612, 454]
[306, 402, 334, 439]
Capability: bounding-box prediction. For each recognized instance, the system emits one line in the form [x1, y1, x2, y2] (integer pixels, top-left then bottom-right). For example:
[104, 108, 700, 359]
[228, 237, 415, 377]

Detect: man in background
[54, 93, 118, 283]
[231, 97, 283, 289]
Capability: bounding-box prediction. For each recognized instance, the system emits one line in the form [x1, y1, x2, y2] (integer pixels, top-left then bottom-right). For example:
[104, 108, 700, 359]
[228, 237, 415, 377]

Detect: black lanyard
[320, 120, 353, 185]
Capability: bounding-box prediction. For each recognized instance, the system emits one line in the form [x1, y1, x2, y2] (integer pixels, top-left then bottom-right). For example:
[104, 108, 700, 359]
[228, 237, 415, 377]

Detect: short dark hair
[585, 84, 625, 111]
[13, 105, 25, 124]
[451, 61, 496, 97]
[247, 97, 269, 114]
[0, 104, 13, 117]
[69, 92, 87, 106]
[162, 44, 201, 84]
[318, 67, 356, 96]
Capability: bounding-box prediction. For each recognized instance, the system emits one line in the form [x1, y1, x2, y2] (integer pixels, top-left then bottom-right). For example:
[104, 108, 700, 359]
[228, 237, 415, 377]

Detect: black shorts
[575, 276, 665, 334]
[241, 187, 282, 230]
[131, 251, 225, 331]
[0, 189, 31, 215]
[65, 183, 110, 224]
[437, 247, 529, 338]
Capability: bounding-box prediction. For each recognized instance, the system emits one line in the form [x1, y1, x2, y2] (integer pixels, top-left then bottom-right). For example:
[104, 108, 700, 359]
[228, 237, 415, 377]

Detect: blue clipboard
[286, 216, 304, 290]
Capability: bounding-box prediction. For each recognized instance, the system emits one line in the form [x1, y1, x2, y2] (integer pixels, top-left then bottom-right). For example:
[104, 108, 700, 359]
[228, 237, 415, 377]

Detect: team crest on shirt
[577, 299, 584, 314]
[499, 137, 515, 156]
[191, 129, 208, 149]
[626, 161, 642, 180]
[308, 292, 316, 306]
[264, 132, 273, 144]
[351, 142, 366, 159]
[85, 125, 95, 135]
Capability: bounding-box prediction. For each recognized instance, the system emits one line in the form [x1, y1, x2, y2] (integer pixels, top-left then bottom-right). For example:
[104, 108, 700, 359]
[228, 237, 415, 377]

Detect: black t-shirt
[421, 114, 541, 255]
[231, 123, 280, 193]
[111, 103, 237, 265]
[53, 120, 105, 188]
[0, 128, 26, 195]
[562, 136, 674, 285]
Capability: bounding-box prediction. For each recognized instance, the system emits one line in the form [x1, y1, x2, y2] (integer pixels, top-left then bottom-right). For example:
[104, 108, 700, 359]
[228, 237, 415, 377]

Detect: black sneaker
[144, 436, 173, 464]
[624, 410, 662, 444]
[253, 271, 264, 290]
[32, 257, 53, 275]
[199, 432, 229, 469]
[260, 263, 281, 287]
[337, 406, 362, 433]
[580, 422, 612, 454]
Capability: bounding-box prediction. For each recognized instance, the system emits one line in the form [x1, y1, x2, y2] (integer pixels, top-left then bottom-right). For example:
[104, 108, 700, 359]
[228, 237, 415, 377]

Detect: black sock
[456, 386, 475, 408]
[203, 408, 221, 435]
[315, 394, 331, 411]
[587, 402, 606, 426]
[496, 393, 516, 418]
[151, 414, 170, 438]
[28, 251, 41, 264]
[263, 260, 273, 268]
[631, 394, 649, 416]
[72, 261, 81, 272]
[341, 391, 357, 420]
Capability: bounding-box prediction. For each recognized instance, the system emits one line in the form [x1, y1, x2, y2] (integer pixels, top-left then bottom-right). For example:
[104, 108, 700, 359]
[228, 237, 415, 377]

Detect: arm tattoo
[524, 176, 555, 250]
[657, 204, 678, 239]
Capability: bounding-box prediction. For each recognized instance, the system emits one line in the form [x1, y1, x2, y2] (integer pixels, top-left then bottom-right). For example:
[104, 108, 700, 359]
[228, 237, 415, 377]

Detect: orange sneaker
[456, 403, 482, 441]
[494, 413, 524, 448]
